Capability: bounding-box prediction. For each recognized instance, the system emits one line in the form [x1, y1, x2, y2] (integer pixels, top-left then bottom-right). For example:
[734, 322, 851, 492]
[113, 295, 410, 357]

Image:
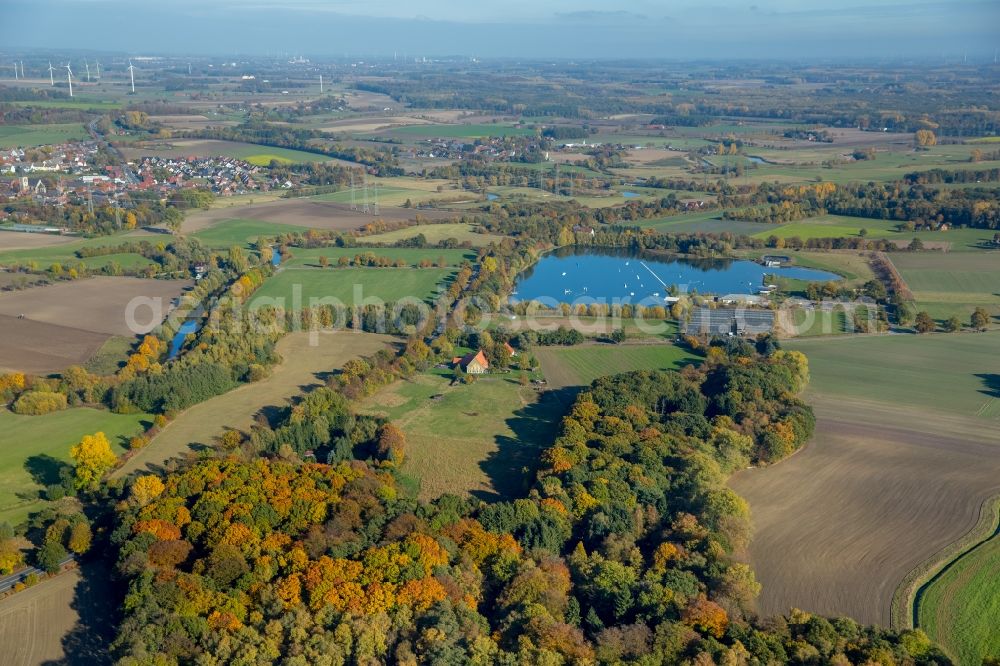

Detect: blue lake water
[272, 247, 282, 266]
[486, 193, 499, 201]
[621, 191, 640, 198]
[168, 319, 200, 359]
[512, 247, 841, 303]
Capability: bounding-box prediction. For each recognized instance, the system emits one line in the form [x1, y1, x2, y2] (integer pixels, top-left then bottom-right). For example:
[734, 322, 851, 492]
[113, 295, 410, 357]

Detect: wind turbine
[65, 63, 74, 97]
[84, 59, 91, 82]
[319, 74, 323, 93]
[127, 59, 136, 93]
[47, 61, 55, 86]
[19, 61, 24, 78]
[13, 62, 17, 80]
[95, 60, 101, 79]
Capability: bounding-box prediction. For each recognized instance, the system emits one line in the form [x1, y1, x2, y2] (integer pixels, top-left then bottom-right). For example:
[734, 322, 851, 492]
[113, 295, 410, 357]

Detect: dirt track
[182, 198, 457, 233]
[730, 396, 1000, 625]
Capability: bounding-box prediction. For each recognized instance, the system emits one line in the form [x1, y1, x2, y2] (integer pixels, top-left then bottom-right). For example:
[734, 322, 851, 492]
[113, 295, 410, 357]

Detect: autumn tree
[130, 475, 166, 506]
[376, 423, 406, 465]
[971, 307, 991, 331]
[915, 129, 937, 147]
[914, 311, 936, 333]
[67, 521, 92, 555]
[70, 431, 118, 491]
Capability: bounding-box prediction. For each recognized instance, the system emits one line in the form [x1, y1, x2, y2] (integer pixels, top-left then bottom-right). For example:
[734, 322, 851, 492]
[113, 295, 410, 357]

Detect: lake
[272, 247, 282, 266]
[512, 247, 841, 303]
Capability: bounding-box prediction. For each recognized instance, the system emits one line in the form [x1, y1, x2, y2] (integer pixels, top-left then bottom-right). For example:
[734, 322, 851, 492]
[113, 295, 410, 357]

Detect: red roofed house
[502, 342, 517, 357]
[452, 349, 489, 375]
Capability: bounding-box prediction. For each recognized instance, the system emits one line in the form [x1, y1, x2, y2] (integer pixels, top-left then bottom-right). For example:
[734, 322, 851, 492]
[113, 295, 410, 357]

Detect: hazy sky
[2, 0, 998, 59]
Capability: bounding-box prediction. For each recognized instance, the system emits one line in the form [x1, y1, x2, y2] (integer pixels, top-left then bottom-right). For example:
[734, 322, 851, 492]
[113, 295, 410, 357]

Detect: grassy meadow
[250, 266, 452, 308]
[359, 370, 559, 501]
[0, 408, 150, 526]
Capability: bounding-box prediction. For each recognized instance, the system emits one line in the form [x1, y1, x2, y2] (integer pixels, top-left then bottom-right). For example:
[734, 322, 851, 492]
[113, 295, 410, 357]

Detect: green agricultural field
[782, 306, 850, 337]
[9, 99, 121, 111]
[0, 407, 150, 526]
[746, 145, 1000, 185]
[750, 215, 896, 240]
[358, 371, 560, 500]
[361, 223, 497, 246]
[249, 266, 453, 308]
[311, 185, 436, 207]
[388, 123, 537, 138]
[786, 332, 1000, 420]
[282, 246, 474, 268]
[890, 251, 1000, 323]
[0, 233, 156, 272]
[638, 210, 767, 236]
[191, 218, 309, 250]
[535, 342, 699, 389]
[916, 508, 1000, 666]
[240, 148, 332, 165]
[0, 123, 90, 148]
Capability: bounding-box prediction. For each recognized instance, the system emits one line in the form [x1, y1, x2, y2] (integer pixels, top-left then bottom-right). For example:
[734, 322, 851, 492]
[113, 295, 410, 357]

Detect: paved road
[0, 555, 75, 595]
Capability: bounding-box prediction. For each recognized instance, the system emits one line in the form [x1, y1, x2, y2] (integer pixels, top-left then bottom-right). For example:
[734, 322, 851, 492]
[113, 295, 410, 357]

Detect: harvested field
[0, 232, 77, 252]
[0, 315, 109, 374]
[0, 277, 191, 337]
[113, 331, 396, 478]
[730, 333, 1000, 626]
[181, 198, 456, 234]
[361, 223, 496, 246]
[0, 570, 85, 665]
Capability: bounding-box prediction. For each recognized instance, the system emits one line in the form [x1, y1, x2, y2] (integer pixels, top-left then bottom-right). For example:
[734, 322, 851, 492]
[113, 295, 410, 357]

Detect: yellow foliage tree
[70, 431, 118, 491]
[131, 475, 166, 506]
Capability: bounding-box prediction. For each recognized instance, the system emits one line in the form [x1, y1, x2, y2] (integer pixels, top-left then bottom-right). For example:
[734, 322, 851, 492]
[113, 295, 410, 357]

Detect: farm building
[685, 307, 774, 336]
[452, 349, 490, 374]
[761, 255, 791, 267]
[717, 294, 768, 306]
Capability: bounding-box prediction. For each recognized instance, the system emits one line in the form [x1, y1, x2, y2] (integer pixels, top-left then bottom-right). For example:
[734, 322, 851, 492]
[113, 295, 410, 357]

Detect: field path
[112, 330, 397, 478]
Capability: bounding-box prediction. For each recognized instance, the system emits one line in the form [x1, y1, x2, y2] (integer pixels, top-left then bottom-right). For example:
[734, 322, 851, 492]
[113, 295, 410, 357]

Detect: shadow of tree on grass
[473, 385, 575, 503]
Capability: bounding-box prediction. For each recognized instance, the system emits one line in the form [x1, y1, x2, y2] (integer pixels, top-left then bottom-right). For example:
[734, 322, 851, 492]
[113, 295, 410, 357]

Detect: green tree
[36, 539, 67, 574]
[944, 316, 961, 333]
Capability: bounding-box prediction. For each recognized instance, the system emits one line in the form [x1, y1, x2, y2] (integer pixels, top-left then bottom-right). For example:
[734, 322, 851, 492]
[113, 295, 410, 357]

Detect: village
[0, 144, 266, 211]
